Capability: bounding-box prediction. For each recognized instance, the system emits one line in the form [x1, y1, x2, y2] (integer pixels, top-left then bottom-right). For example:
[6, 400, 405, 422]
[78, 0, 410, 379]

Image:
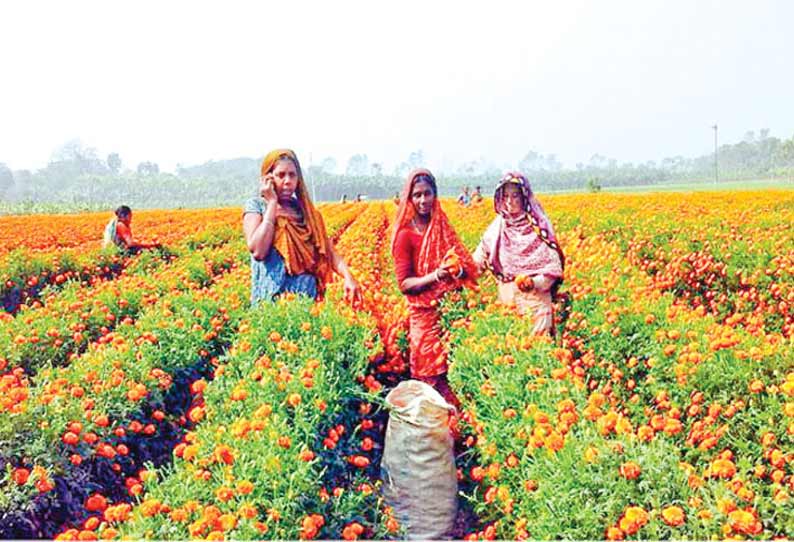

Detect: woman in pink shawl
[472, 172, 564, 335]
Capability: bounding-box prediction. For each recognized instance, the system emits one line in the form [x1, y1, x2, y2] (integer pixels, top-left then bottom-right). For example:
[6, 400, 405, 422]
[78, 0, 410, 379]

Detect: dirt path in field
[331, 201, 480, 538]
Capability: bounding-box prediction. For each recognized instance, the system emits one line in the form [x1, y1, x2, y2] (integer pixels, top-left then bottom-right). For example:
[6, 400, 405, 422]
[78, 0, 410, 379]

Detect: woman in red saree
[391, 169, 478, 408]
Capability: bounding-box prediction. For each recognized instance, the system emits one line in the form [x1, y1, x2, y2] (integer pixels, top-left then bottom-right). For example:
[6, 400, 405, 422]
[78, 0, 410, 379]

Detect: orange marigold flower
[619, 461, 641, 480]
[239, 503, 257, 519]
[214, 444, 235, 465]
[748, 379, 765, 393]
[661, 505, 686, 527]
[215, 487, 234, 502]
[711, 458, 736, 479]
[728, 509, 763, 535]
[236, 480, 254, 495]
[12, 468, 30, 485]
[85, 494, 108, 513]
[584, 446, 599, 463]
[217, 514, 237, 532]
[618, 506, 648, 535]
[341, 522, 364, 541]
[139, 499, 162, 517]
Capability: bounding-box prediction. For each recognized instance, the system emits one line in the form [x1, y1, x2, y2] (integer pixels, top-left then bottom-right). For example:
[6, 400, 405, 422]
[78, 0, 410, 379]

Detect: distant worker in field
[473, 172, 564, 335]
[393, 192, 400, 205]
[355, 194, 363, 203]
[392, 169, 479, 408]
[471, 185, 483, 204]
[243, 149, 362, 305]
[102, 205, 160, 254]
[457, 186, 471, 207]
[340, 194, 348, 203]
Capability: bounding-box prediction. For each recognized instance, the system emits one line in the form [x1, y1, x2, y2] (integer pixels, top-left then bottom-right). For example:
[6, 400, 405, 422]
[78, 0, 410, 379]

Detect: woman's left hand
[344, 275, 363, 308]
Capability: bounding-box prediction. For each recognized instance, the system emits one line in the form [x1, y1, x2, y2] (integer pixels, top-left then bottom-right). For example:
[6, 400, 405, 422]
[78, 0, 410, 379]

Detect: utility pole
[712, 124, 718, 185]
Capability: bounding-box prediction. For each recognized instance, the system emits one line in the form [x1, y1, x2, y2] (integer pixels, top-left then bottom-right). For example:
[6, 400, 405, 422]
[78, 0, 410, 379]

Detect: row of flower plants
[580, 191, 794, 337]
[0, 250, 248, 537]
[0, 234, 241, 375]
[0, 201, 378, 538]
[70, 203, 405, 540]
[0, 208, 242, 256]
[437, 191, 794, 539]
[0, 201, 367, 382]
[0, 222, 239, 315]
[0, 202, 363, 315]
[107, 297, 394, 540]
[2, 190, 793, 539]
[321, 203, 369, 245]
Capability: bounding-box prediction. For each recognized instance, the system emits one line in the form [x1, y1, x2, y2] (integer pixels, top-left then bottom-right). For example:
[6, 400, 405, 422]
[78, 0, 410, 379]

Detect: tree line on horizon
[1, 129, 793, 210]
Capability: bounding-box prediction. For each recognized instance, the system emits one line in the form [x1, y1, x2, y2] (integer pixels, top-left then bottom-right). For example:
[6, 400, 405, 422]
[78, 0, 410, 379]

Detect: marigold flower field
[1, 190, 793, 540]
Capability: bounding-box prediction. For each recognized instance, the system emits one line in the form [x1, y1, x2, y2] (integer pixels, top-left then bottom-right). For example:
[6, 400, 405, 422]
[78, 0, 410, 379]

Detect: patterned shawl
[480, 171, 564, 282]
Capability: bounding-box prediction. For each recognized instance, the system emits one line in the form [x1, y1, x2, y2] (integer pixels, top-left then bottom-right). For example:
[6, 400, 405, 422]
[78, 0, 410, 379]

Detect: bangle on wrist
[434, 269, 440, 282]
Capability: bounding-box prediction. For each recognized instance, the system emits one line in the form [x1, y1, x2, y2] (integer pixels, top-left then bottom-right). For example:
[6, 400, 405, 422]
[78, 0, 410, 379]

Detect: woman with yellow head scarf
[242, 149, 362, 304]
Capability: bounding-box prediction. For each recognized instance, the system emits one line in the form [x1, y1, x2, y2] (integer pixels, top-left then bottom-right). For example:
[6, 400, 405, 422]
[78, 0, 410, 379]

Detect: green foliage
[3, 130, 793, 212]
[119, 298, 386, 540]
[586, 176, 602, 193]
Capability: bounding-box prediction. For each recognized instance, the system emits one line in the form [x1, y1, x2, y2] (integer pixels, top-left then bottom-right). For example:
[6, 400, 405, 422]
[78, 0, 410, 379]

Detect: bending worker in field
[243, 148, 362, 305]
[392, 168, 478, 409]
[473, 172, 564, 335]
[102, 205, 160, 254]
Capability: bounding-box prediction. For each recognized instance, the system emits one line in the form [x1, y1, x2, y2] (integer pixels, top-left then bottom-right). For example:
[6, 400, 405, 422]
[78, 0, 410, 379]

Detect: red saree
[391, 169, 478, 381]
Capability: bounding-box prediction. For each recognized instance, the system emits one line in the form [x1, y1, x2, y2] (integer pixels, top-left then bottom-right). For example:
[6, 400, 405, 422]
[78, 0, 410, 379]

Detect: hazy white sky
[1, 0, 792, 174]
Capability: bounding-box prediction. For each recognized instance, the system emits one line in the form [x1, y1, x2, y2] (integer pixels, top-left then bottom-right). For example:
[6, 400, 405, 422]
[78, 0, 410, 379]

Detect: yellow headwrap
[261, 149, 333, 295]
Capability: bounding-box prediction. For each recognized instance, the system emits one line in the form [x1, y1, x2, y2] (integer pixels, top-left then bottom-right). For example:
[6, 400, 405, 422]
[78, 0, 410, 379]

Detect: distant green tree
[49, 139, 108, 175]
[107, 153, 122, 175]
[518, 150, 541, 172]
[345, 154, 369, 176]
[586, 176, 602, 193]
[407, 150, 425, 170]
[393, 161, 410, 178]
[0, 163, 13, 198]
[320, 157, 337, 174]
[137, 162, 160, 176]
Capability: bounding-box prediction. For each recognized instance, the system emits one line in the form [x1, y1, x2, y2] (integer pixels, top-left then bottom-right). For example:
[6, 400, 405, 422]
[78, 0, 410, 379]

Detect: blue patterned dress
[243, 197, 319, 304]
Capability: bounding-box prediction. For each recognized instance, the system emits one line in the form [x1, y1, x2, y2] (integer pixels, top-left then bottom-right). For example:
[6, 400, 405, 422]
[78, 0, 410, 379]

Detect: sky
[1, 0, 792, 174]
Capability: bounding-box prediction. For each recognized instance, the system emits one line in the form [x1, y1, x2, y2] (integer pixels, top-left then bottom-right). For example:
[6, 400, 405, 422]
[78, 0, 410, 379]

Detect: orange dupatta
[262, 149, 333, 295]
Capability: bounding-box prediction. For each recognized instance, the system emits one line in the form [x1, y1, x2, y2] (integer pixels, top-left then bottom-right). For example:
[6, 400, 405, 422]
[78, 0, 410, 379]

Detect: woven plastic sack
[381, 380, 458, 540]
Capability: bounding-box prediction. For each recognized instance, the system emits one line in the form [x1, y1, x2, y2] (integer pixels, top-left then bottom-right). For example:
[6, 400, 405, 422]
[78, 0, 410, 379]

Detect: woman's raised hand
[259, 174, 278, 204]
